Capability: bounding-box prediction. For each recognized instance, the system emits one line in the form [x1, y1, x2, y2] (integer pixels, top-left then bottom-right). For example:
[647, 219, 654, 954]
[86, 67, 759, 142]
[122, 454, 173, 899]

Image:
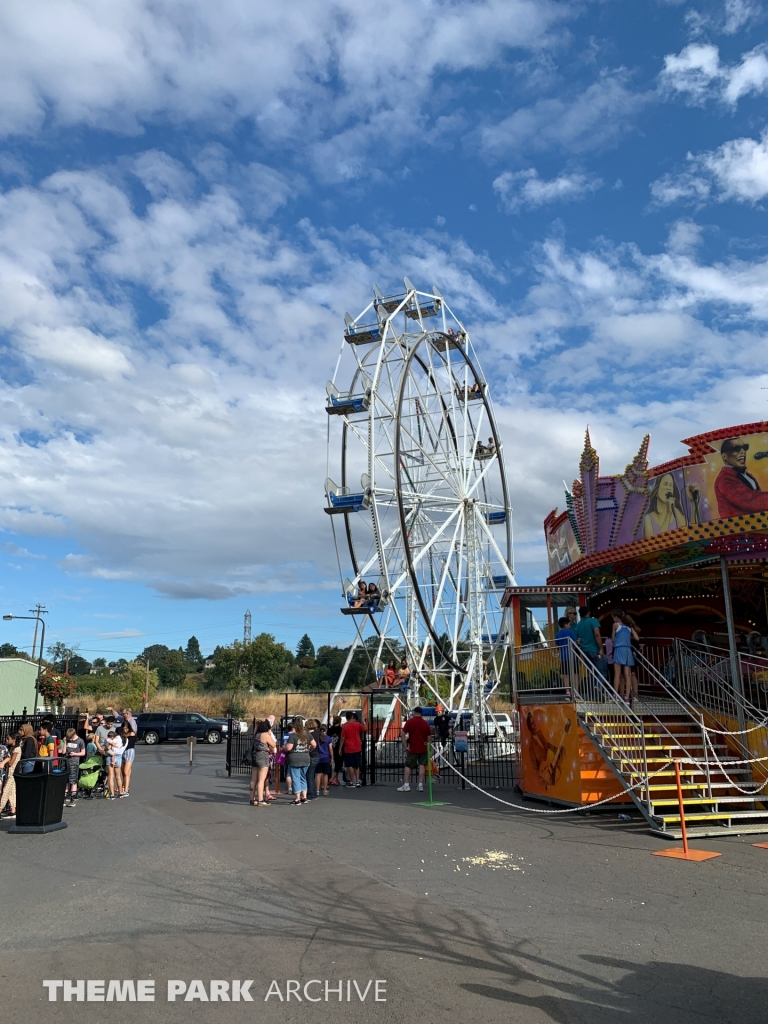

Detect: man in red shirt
[338, 711, 367, 788]
[398, 707, 433, 793]
[714, 437, 768, 518]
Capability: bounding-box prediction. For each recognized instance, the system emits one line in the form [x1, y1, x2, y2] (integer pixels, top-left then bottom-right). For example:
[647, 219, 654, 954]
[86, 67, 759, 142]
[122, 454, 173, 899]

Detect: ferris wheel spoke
[417, 344, 464, 492]
[465, 452, 498, 502]
[420, 514, 462, 629]
[475, 510, 515, 584]
[351, 519, 404, 585]
[390, 503, 462, 595]
[396, 418, 460, 495]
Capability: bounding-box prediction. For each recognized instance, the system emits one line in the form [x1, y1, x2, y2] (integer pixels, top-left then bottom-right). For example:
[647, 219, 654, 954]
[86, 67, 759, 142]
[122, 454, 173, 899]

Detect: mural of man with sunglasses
[714, 437, 768, 518]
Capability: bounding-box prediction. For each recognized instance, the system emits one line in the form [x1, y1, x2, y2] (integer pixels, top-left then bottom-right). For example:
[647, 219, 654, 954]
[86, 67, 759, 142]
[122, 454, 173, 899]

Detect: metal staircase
[570, 643, 768, 838]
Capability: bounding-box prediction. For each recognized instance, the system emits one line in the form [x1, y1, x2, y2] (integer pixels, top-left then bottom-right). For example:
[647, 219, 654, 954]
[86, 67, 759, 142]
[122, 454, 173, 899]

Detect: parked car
[136, 712, 225, 745]
[455, 711, 515, 737]
[208, 717, 249, 735]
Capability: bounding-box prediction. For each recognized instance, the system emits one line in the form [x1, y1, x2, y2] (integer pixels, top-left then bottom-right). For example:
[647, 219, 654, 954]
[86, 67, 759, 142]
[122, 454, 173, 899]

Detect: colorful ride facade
[543, 421, 768, 642]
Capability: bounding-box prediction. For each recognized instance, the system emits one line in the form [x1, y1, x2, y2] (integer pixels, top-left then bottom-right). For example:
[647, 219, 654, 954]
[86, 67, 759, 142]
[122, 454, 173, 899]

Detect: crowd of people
[554, 605, 641, 704]
[0, 707, 139, 817]
[247, 704, 447, 805]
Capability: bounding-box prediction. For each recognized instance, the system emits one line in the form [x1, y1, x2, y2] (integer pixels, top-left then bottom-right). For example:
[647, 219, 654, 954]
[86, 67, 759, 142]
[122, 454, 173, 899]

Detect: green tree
[68, 654, 93, 676]
[0, 642, 31, 660]
[157, 648, 187, 689]
[204, 634, 292, 695]
[139, 645, 171, 670]
[118, 660, 159, 707]
[249, 632, 292, 688]
[184, 635, 203, 670]
[47, 641, 79, 673]
[296, 634, 315, 660]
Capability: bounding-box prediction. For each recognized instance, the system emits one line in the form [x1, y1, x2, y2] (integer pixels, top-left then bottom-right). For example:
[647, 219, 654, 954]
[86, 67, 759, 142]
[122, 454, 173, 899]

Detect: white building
[0, 658, 39, 716]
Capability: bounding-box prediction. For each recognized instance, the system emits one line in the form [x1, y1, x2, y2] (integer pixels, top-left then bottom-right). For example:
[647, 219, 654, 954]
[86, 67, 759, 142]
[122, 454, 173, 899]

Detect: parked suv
[136, 712, 224, 745]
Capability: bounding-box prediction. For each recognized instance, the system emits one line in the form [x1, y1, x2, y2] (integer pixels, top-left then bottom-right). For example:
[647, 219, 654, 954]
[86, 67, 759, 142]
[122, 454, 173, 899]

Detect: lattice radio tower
[243, 609, 252, 644]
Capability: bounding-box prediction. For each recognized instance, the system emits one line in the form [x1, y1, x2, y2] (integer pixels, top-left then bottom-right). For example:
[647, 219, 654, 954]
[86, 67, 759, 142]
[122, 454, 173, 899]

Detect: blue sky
[0, 0, 767, 658]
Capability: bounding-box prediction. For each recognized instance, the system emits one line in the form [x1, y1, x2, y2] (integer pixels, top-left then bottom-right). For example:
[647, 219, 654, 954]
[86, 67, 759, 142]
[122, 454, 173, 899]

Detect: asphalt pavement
[1, 744, 766, 1023]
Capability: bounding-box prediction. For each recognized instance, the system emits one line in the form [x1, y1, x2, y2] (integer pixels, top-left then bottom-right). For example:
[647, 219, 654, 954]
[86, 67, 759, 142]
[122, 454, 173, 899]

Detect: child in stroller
[78, 754, 106, 798]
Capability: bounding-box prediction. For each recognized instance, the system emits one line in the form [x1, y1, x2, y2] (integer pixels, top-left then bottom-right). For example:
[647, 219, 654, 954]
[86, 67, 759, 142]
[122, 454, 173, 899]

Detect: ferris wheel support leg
[324, 633, 361, 724]
[375, 695, 399, 752]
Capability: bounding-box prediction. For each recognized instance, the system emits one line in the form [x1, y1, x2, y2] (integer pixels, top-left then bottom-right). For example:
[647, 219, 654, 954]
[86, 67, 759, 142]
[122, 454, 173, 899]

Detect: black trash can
[10, 758, 68, 834]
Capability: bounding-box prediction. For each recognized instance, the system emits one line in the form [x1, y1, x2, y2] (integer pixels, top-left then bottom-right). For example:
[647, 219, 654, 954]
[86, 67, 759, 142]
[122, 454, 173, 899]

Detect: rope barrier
[434, 752, 674, 814]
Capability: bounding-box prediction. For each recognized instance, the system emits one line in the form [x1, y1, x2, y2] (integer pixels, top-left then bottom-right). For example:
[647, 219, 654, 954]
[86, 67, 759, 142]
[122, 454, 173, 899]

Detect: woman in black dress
[120, 720, 137, 797]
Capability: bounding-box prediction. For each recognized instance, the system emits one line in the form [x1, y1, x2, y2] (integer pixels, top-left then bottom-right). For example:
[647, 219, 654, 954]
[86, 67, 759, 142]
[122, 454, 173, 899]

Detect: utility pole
[145, 657, 150, 711]
[244, 609, 252, 645]
[29, 604, 47, 659]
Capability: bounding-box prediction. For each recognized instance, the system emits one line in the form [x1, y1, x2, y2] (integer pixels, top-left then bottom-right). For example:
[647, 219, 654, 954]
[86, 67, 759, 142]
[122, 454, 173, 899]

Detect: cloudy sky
[0, 0, 767, 659]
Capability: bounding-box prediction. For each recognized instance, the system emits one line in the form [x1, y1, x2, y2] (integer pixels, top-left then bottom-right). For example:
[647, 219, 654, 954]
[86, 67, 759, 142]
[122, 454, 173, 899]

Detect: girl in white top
[105, 731, 125, 799]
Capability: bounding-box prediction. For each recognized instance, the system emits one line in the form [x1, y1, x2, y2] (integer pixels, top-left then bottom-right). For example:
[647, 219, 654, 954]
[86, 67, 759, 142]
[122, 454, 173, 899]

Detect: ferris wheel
[324, 279, 515, 722]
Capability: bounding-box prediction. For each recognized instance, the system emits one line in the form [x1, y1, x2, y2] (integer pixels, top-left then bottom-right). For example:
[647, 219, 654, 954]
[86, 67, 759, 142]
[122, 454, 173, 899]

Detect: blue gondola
[485, 511, 507, 525]
[340, 575, 388, 614]
[373, 283, 403, 315]
[326, 380, 371, 416]
[456, 383, 485, 402]
[432, 330, 466, 353]
[344, 312, 382, 346]
[404, 278, 443, 320]
[482, 633, 506, 645]
[324, 475, 370, 515]
[474, 443, 496, 461]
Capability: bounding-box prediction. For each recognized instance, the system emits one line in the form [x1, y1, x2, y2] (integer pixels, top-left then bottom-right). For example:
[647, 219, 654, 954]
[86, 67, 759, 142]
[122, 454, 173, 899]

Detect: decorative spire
[623, 433, 650, 491]
[564, 483, 584, 554]
[579, 427, 598, 473]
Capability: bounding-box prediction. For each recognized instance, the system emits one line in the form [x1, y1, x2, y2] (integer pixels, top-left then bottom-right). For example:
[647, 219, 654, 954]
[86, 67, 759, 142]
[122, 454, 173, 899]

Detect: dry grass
[71, 688, 515, 720]
[70, 689, 341, 721]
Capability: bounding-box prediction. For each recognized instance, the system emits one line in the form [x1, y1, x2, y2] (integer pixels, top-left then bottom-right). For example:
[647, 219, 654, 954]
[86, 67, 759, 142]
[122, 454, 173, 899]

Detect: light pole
[3, 612, 47, 714]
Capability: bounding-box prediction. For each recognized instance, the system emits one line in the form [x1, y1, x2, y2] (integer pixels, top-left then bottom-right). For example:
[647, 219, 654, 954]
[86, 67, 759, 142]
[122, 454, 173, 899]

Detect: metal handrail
[564, 643, 650, 810]
[671, 640, 768, 788]
[629, 648, 714, 799]
[676, 639, 768, 723]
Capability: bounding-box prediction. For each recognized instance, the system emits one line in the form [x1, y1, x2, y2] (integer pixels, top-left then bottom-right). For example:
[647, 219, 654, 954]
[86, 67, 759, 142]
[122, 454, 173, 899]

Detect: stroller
[78, 755, 106, 798]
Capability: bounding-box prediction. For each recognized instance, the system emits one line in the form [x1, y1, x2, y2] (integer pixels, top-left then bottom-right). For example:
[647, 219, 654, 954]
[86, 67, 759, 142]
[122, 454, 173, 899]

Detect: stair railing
[565, 642, 651, 811]
[632, 648, 715, 797]
[672, 639, 768, 781]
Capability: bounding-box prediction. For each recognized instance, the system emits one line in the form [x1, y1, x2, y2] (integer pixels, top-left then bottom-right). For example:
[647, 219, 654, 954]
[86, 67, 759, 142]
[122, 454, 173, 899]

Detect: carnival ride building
[505, 423, 768, 838]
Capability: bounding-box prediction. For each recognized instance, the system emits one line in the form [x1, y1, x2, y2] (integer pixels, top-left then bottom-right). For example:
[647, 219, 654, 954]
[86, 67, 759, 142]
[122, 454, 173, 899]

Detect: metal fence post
[226, 718, 232, 777]
[369, 705, 376, 786]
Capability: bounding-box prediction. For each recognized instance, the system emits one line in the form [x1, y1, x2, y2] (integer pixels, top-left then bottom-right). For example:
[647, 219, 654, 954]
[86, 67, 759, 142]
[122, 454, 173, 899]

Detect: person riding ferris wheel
[324, 278, 515, 727]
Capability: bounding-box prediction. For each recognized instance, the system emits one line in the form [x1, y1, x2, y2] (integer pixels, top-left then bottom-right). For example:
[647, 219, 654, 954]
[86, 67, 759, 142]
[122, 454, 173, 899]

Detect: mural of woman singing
[643, 472, 687, 538]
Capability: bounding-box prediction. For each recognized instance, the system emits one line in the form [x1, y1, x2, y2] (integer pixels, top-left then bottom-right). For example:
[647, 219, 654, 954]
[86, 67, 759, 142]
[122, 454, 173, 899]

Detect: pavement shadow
[458, 951, 767, 1024]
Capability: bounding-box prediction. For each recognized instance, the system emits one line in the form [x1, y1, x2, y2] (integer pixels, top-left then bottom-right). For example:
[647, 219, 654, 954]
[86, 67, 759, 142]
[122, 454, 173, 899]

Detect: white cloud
[660, 42, 768, 105]
[650, 129, 768, 206]
[480, 70, 646, 157]
[493, 168, 602, 212]
[0, 154, 510, 595]
[724, 0, 763, 34]
[689, 0, 764, 35]
[0, 0, 569, 181]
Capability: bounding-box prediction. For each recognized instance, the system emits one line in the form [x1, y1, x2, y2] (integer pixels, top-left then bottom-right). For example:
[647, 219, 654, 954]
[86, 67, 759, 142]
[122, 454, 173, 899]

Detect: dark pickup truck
[136, 712, 225, 745]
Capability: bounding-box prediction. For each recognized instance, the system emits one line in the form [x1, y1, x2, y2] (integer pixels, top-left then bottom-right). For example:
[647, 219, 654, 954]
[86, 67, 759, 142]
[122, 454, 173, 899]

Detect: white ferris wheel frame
[325, 281, 516, 721]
